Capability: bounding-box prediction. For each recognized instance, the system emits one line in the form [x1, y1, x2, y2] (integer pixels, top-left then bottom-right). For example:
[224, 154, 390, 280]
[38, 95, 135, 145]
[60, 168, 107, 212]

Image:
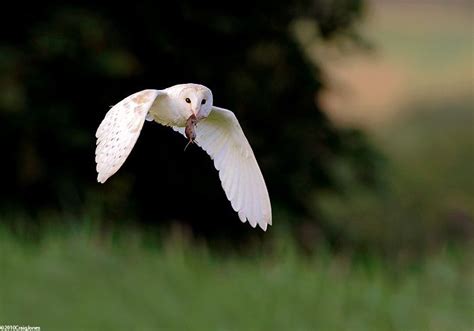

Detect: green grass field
[0, 224, 472, 331]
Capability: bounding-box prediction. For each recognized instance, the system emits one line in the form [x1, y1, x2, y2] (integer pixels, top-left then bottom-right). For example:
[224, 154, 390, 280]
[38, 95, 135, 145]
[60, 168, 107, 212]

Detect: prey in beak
[184, 114, 197, 151]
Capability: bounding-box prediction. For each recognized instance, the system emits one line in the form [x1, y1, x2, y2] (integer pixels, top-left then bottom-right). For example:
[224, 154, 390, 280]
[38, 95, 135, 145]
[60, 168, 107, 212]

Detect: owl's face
[180, 86, 213, 120]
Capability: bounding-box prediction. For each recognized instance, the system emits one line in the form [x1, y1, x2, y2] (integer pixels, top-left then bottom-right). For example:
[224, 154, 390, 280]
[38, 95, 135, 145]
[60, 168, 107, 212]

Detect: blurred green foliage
[0, 223, 472, 331]
[315, 100, 474, 256]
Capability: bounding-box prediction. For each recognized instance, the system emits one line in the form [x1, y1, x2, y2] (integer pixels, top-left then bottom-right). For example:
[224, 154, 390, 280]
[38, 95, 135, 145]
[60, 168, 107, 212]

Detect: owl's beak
[193, 107, 207, 121]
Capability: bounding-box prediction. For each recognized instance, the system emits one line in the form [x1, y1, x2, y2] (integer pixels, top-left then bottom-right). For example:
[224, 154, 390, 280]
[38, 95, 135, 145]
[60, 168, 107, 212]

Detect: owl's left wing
[174, 106, 272, 230]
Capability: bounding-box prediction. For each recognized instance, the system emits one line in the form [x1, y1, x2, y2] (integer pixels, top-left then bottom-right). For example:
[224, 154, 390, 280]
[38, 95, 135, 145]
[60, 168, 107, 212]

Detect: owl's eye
[185, 98, 191, 104]
[201, 99, 206, 105]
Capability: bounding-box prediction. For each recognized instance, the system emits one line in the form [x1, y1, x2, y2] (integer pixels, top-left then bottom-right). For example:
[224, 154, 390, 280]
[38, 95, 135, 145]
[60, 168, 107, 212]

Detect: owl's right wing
[95, 89, 167, 183]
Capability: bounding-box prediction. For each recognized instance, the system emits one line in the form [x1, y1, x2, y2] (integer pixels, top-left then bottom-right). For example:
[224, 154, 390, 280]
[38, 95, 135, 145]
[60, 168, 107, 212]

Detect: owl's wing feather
[95, 89, 166, 183]
[173, 106, 272, 230]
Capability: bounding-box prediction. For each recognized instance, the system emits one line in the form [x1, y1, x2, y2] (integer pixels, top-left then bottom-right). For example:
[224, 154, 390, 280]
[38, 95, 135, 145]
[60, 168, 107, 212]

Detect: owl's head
[179, 84, 213, 120]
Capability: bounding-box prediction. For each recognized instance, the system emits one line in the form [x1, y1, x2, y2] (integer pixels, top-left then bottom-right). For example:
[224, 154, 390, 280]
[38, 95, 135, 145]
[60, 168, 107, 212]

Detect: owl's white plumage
[95, 83, 272, 230]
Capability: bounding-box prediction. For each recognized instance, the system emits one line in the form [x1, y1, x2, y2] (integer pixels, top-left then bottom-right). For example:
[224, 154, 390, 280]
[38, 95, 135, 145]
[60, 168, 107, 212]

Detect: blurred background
[1, 0, 472, 330]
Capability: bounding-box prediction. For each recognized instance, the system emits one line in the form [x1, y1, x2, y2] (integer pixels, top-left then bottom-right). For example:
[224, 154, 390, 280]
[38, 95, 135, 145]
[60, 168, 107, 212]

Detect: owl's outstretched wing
[95, 89, 166, 183]
[174, 107, 271, 230]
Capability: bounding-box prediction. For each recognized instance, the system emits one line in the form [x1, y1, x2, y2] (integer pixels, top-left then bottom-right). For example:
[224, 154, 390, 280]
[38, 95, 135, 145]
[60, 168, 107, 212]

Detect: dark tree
[0, 1, 377, 240]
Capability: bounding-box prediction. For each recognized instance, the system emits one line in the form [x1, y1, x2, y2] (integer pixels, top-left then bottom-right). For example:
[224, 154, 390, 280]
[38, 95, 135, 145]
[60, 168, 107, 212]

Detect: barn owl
[95, 84, 271, 230]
